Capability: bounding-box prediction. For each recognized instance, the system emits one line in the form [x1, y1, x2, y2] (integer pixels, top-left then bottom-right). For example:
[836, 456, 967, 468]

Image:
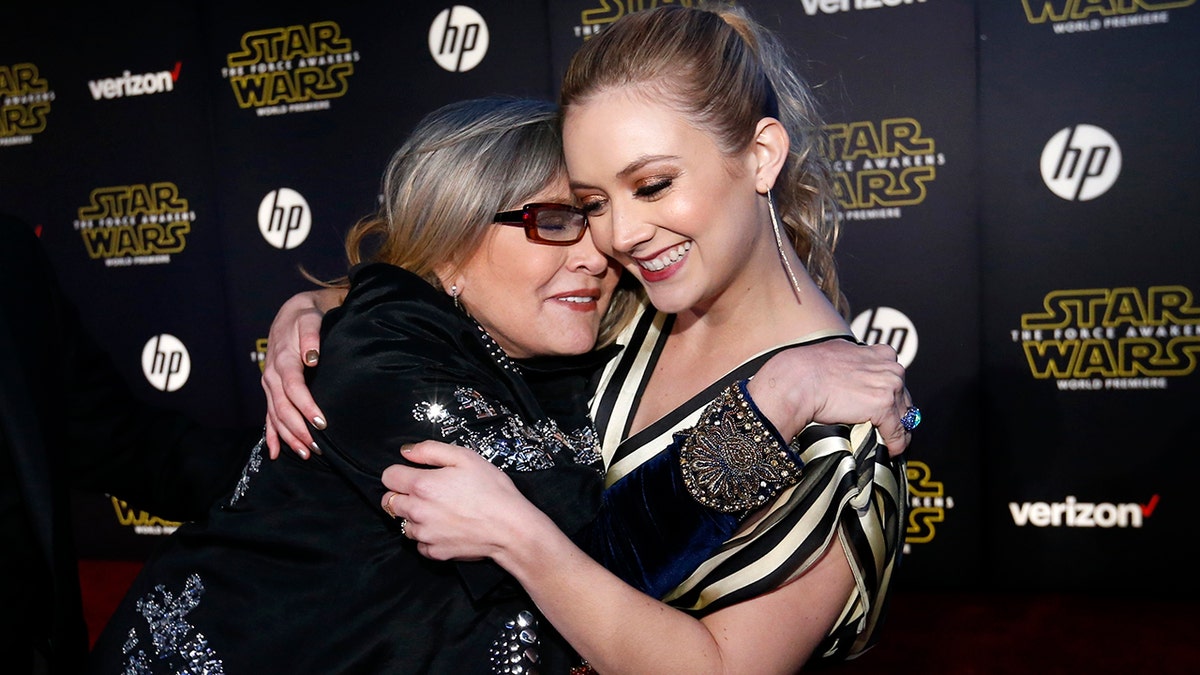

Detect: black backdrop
[3, 1, 1197, 596]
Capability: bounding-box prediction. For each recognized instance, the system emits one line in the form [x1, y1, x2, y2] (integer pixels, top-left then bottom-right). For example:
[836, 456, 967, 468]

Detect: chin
[644, 289, 693, 315]
[546, 329, 599, 356]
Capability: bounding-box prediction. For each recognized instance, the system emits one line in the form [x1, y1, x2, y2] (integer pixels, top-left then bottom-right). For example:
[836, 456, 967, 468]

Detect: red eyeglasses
[493, 203, 589, 246]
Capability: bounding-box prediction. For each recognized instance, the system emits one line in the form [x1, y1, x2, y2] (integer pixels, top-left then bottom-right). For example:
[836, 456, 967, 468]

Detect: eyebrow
[570, 154, 680, 190]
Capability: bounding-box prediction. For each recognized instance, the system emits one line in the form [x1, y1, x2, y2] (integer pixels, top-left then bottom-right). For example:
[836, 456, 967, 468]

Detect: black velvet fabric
[88, 264, 606, 674]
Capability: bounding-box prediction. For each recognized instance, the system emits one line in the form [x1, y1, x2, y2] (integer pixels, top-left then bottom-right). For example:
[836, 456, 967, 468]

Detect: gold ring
[383, 492, 398, 519]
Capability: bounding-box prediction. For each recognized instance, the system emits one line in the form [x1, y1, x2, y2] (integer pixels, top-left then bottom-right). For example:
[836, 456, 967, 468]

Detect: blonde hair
[560, 3, 848, 317]
[325, 97, 638, 346]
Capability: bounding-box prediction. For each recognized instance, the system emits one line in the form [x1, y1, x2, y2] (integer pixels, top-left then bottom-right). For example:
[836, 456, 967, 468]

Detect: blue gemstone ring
[901, 406, 922, 432]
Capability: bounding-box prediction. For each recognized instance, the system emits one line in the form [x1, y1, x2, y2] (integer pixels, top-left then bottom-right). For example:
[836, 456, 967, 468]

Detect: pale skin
[260, 93, 911, 672]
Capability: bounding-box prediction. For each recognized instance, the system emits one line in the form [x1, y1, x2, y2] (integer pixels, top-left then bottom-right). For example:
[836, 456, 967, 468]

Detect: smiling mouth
[550, 289, 601, 307]
[637, 241, 692, 272]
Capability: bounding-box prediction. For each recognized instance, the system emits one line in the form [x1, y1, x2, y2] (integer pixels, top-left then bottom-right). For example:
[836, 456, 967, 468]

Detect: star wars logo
[905, 460, 954, 554]
[110, 496, 181, 536]
[822, 118, 945, 221]
[250, 338, 269, 373]
[573, 1, 700, 38]
[1022, 0, 1192, 32]
[1012, 286, 1200, 390]
[0, 62, 55, 145]
[222, 21, 360, 114]
[73, 182, 195, 266]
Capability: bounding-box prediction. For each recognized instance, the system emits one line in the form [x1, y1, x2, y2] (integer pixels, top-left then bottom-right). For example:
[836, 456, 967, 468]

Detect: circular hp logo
[850, 307, 918, 369]
[257, 188, 311, 249]
[1040, 124, 1122, 201]
[429, 6, 489, 72]
[141, 334, 191, 392]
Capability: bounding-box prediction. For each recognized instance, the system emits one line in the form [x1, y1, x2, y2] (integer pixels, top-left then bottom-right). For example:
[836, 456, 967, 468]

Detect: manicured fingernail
[312, 415, 327, 430]
[309, 442, 322, 456]
[304, 349, 320, 366]
[296, 446, 309, 460]
[400, 443, 412, 453]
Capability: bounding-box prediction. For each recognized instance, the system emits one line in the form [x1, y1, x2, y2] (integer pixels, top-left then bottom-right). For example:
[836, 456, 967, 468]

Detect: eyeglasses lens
[533, 208, 585, 243]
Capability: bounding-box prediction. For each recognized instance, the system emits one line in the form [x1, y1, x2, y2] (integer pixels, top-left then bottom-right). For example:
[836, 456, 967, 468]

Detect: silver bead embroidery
[413, 387, 602, 472]
[489, 609, 542, 674]
[228, 436, 265, 506]
[475, 321, 522, 374]
[121, 573, 225, 674]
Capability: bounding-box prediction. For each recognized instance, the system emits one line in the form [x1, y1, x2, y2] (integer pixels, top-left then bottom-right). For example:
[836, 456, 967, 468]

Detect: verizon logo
[88, 62, 182, 100]
[1009, 494, 1159, 528]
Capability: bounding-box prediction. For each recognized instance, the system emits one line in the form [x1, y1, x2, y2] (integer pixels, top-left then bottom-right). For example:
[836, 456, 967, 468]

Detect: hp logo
[1040, 124, 1122, 201]
[429, 6, 489, 72]
[850, 307, 918, 369]
[142, 334, 191, 392]
[258, 188, 312, 250]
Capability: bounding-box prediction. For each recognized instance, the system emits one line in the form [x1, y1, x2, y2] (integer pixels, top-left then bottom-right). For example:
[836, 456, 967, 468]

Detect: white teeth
[559, 296, 592, 303]
[638, 241, 692, 272]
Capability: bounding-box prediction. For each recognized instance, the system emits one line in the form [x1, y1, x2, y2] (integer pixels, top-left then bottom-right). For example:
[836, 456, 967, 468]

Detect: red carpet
[79, 559, 143, 649]
[80, 560, 1199, 672]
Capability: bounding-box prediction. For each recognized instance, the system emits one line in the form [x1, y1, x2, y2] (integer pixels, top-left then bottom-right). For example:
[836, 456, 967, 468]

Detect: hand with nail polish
[261, 286, 344, 459]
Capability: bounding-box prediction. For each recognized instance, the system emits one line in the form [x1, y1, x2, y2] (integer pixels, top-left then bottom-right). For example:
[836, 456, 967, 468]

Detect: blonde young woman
[263, 8, 916, 673]
[379, 5, 913, 673]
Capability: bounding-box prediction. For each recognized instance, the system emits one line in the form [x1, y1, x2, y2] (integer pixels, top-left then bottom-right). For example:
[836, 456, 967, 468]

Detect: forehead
[565, 86, 687, 140]
[563, 87, 739, 187]
[564, 89, 711, 168]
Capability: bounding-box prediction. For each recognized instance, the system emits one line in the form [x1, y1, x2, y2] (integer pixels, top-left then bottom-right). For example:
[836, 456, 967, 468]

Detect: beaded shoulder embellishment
[677, 381, 801, 513]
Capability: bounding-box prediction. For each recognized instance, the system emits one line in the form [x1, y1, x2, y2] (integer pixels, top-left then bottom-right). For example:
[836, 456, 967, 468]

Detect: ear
[433, 263, 462, 296]
[751, 117, 789, 195]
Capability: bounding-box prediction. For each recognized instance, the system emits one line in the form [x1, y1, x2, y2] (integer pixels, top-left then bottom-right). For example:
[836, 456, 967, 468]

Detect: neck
[672, 245, 846, 356]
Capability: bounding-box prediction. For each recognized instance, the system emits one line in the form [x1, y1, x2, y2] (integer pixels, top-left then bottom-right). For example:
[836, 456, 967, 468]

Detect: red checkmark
[171, 61, 182, 82]
[1141, 494, 1159, 517]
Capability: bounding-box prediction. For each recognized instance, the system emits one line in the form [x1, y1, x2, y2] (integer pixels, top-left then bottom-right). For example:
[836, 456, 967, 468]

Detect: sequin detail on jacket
[121, 574, 224, 675]
[414, 385, 601, 471]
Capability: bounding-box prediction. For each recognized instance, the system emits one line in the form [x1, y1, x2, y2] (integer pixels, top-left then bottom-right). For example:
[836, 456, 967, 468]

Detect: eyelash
[580, 177, 675, 216]
[581, 199, 606, 215]
[635, 178, 672, 198]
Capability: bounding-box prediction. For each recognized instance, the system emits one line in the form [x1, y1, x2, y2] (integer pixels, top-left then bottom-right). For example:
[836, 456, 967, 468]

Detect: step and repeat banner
[2, 1, 1196, 595]
[978, 2, 1199, 594]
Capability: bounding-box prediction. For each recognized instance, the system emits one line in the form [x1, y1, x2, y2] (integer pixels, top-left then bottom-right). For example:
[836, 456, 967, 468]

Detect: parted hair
[559, 2, 848, 317]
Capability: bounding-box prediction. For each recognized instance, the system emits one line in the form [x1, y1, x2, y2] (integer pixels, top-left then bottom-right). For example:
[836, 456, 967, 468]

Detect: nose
[566, 228, 610, 275]
[606, 204, 654, 257]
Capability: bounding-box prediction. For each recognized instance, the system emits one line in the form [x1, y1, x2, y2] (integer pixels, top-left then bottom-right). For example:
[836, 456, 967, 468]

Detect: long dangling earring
[450, 284, 461, 310]
[769, 189, 805, 304]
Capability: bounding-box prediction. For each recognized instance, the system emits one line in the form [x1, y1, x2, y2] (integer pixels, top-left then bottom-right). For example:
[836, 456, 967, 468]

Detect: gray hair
[345, 96, 567, 283]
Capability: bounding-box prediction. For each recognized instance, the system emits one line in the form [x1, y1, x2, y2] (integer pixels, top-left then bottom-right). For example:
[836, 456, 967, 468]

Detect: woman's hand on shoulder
[747, 340, 912, 457]
[261, 287, 344, 459]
